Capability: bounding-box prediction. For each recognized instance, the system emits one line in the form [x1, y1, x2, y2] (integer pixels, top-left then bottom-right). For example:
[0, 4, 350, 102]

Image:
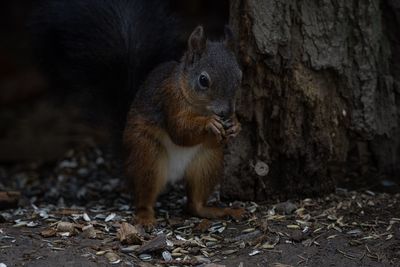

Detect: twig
[336, 249, 357, 260]
[297, 255, 308, 265]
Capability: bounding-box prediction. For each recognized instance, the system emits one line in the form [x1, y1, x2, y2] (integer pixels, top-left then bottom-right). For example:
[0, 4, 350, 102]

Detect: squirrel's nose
[215, 105, 233, 119]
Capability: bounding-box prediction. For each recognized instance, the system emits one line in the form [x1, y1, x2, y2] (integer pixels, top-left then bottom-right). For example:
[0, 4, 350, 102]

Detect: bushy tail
[31, 0, 184, 128]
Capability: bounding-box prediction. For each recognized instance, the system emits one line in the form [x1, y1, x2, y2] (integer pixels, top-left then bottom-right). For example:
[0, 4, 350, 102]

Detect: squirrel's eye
[198, 72, 210, 89]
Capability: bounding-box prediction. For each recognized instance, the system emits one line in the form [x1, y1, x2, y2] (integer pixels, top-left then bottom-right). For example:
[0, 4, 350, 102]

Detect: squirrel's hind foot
[134, 211, 157, 230]
[188, 203, 246, 221]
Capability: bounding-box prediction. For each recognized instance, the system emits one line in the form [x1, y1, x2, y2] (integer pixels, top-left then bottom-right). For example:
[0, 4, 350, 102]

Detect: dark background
[0, 0, 230, 163]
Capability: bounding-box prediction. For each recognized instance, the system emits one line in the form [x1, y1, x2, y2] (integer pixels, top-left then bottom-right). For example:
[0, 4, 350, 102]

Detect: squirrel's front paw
[205, 115, 226, 142]
[224, 116, 241, 139]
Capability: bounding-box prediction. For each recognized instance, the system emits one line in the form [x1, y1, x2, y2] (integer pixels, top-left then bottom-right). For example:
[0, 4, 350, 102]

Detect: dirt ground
[0, 146, 399, 267]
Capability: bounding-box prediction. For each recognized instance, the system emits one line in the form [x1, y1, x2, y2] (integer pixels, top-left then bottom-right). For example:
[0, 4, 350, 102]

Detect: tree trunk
[222, 0, 400, 200]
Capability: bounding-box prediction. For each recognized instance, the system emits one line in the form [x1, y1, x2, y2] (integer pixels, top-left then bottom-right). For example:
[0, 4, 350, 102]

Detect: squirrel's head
[179, 25, 242, 119]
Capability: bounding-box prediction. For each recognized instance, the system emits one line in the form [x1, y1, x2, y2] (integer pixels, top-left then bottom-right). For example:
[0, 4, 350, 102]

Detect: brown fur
[185, 145, 245, 219]
[123, 76, 242, 227]
[123, 116, 167, 225]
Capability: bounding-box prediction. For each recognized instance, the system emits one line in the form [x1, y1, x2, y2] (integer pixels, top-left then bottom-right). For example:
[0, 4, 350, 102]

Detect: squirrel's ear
[188, 26, 206, 56]
[224, 25, 236, 51]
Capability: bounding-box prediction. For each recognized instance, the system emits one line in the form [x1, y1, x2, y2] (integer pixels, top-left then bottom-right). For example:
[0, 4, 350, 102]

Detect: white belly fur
[160, 134, 201, 184]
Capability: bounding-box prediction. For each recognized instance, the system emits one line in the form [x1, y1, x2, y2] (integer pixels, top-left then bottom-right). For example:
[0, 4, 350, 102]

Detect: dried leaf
[117, 222, 142, 245]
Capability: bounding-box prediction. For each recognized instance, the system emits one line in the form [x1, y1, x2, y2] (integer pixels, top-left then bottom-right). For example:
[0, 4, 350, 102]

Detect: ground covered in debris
[0, 146, 399, 266]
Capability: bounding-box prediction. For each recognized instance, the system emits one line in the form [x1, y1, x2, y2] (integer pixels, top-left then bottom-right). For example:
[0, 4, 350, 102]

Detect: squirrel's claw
[225, 117, 241, 139]
[135, 217, 156, 231]
[134, 211, 157, 231]
[206, 115, 226, 141]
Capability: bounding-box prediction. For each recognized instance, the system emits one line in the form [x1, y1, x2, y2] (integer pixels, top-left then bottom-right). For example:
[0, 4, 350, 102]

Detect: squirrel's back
[31, 0, 185, 128]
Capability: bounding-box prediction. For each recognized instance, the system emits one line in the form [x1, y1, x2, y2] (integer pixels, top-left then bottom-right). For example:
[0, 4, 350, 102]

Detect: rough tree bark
[222, 0, 400, 200]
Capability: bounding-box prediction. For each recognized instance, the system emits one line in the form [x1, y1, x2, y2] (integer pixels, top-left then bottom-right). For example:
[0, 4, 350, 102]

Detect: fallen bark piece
[137, 234, 167, 254]
[117, 222, 143, 245]
[0, 191, 20, 210]
[40, 228, 57, 238]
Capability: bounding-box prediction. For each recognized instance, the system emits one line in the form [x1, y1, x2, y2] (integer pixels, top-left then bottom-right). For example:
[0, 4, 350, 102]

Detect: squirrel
[31, 0, 244, 227]
[124, 26, 244, 226]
